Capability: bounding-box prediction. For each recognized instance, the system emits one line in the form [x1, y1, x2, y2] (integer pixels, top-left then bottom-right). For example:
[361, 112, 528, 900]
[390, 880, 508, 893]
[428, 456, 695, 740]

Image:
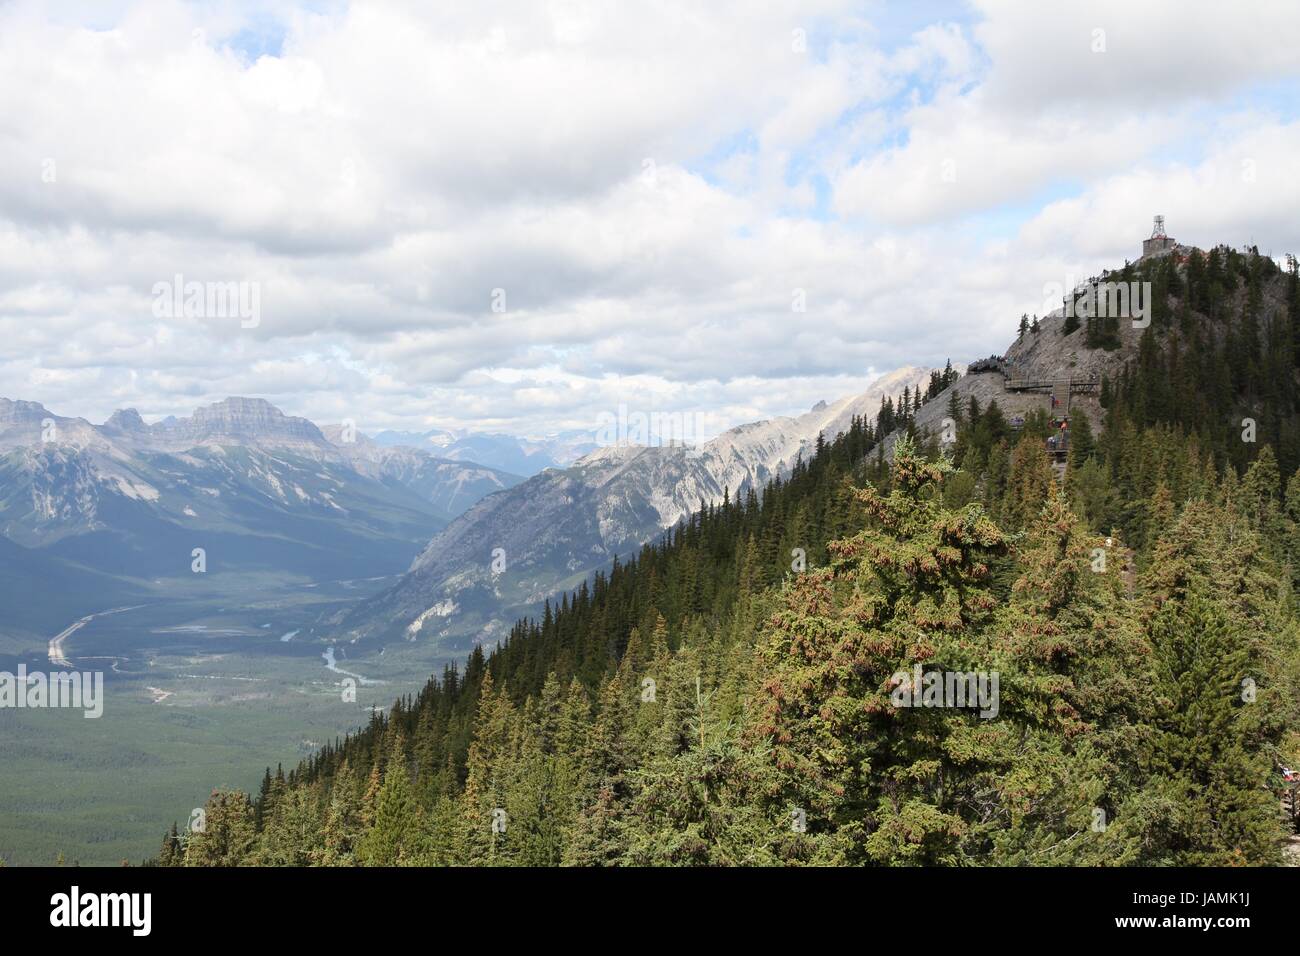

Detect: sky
[2, 0, 1299, 441]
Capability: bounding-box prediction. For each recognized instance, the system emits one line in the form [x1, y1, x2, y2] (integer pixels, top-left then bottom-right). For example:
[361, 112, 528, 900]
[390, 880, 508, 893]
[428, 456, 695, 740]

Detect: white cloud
[0, 0, 1297, 442]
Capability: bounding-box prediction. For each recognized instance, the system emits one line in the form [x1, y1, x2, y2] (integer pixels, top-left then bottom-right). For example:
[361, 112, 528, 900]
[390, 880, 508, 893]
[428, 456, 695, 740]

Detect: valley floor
[0, 583, 460, 866]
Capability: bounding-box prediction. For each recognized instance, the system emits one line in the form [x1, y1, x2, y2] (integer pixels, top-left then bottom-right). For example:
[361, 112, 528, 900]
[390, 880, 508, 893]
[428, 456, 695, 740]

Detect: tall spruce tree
[755, 437, 1008, 863]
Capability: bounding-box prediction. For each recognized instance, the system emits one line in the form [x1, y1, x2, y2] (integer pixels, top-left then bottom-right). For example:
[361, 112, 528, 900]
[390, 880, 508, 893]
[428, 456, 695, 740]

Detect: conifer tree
[564, 675, 637, 865]
[183, 790, 256, 866]
[622, 683, 780, 866]
[986, 493, 1152, 863]
[318, 759, 363, 866]
[1142, 588, 1286, 864]
[357, 736, 419, 866]
[157, 823, 182, 867]
[1002, 431, 1056, 531]
[459, 673, 516, 865]
[1068, 408, 1096, 467]
[256, 783, 324, 866]
[756, 437, 1008, 864]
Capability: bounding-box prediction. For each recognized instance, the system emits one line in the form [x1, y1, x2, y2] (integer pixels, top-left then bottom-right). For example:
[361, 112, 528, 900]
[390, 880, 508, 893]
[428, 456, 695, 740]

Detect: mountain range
[1, 370, 934, 649]
[0, 397, 525, 633]
[369, 427, 598, 476]
[334, 366, 935, 647]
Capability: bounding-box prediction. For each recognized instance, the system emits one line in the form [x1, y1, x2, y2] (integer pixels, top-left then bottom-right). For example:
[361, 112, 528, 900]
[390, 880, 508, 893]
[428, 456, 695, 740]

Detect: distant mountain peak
[0, 397, 53, 422]
[192, 396, 289, 420]
[162, 396, 328, 449]
[103, 408, 146, 431]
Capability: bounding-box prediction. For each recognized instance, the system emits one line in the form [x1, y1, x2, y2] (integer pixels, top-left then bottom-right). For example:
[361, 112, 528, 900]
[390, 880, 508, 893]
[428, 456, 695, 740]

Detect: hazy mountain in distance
[0, 397, 113, 452]
[100, 396, 332, 456]
[371, 427, 598, 476]
[321, 425, 524, 519]
[0, 397, 522, 589]
[336, 366, 933, 647]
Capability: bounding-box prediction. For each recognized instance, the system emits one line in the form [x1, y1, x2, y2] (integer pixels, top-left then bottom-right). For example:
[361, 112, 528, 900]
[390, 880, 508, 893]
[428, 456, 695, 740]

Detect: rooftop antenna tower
[1141, 215, 1175, 259]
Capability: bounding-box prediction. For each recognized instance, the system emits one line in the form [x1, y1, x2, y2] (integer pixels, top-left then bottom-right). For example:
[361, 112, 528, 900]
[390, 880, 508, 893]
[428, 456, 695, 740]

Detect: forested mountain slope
[159, 246, 1300, 867]
[334, 366, 936, 650]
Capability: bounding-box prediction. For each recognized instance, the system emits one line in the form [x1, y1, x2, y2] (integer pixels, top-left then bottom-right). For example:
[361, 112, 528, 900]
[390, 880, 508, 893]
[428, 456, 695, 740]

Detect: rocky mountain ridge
[0, 396, 526, 588]
[336, 366, 935, 646]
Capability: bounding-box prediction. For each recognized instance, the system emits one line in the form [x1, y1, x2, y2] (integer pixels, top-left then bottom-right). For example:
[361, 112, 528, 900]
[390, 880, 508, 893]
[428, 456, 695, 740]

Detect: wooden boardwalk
[1003, 377, 1100, 393]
